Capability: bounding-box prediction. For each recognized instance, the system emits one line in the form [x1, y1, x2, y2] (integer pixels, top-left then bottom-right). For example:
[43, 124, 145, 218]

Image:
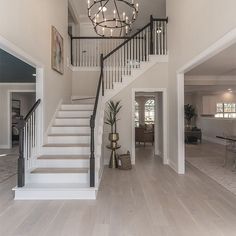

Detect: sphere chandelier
[87, 0, 139, 37]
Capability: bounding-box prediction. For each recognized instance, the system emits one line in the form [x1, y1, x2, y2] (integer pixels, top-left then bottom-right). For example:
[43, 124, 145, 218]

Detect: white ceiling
[186, 43, 236, 76]
[71, 0, 166, 33]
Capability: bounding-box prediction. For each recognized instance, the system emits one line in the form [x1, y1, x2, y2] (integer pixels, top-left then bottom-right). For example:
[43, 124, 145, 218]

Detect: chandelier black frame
[87, 0, 139, 37]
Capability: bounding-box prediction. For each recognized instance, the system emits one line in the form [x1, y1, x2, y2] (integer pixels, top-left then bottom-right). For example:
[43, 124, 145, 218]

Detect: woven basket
[118, 151, 132, 170]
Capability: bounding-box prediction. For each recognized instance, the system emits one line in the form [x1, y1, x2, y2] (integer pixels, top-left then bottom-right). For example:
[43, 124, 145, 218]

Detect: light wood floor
[1, 146, 236, 235]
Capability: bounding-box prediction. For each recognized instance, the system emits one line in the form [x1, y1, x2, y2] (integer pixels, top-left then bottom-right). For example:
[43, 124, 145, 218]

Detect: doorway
[132, 88, 168, 165]
[11, 92, 36, 147]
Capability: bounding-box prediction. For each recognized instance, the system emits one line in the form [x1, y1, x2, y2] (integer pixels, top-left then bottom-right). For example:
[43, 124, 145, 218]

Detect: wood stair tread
[31, 168, 88, 174]
[43, 143, 90, 147]
[37, 155, 89, 160]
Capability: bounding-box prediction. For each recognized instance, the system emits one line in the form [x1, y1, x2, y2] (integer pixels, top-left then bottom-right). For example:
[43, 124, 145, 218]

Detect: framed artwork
[51, 26, 64, 74]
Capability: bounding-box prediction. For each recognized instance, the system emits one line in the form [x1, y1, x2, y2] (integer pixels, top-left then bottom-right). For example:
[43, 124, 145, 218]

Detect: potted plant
[105, 100, 122, 145]
[184, 104, 197, 129]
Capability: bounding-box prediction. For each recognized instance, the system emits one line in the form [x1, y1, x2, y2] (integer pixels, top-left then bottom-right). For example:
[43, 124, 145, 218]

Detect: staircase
[14, 16, 168, 200]
[14, 102, 98, 199]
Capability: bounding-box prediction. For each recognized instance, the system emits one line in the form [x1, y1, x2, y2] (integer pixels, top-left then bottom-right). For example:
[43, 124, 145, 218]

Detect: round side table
[106, 145, 121, 168]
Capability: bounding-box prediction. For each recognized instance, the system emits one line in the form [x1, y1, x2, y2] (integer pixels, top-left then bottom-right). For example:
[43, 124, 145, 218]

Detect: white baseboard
[202, 136, 226, 146]
[169, 160, 179, 174]
[0, 145, 11, 149]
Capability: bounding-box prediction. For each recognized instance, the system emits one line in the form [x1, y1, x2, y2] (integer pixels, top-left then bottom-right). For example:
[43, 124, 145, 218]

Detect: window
[145, 99, 155, 124]
[135, 101, 140, 127]
[215, 103, 236, 118]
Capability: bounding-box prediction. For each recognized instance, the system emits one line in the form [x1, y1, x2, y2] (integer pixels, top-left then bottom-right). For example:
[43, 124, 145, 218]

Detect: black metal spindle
[150, 15, 154, 55]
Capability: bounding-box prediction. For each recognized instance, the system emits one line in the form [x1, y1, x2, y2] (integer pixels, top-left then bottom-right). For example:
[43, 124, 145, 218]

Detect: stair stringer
[93, 90, 106, 188]
[104, 55, 168, 102]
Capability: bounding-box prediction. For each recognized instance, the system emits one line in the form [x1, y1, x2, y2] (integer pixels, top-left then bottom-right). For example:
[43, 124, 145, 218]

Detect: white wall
[72, 70, 100, 97]
[103, 62, 168, 164]
[0, 0, 72, 137]
[0, 83, 36, 148]
[166, 0, 236, 171]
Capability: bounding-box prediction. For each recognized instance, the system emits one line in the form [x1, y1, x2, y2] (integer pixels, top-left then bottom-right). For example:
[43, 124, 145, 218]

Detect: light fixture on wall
[87, 0, 139, 37]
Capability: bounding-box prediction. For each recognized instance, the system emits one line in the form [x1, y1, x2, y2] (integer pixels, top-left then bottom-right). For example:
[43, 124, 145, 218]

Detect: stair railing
[70, 36, 128, 67]
[103, 16, 168, 89]
[17, 99, 41, 187]
[73, 16, 168, 187]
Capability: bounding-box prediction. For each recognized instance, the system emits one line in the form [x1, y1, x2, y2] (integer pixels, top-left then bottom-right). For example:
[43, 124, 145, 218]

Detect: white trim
[177, 74, 185, 174]
[8, 89, 36, 149]
[131, 88, 168, 165]
[0, 83, 35, 86]
[177, 26, 236, 175]
[0, 35, 44, 153]
[0, 145, 11, 149]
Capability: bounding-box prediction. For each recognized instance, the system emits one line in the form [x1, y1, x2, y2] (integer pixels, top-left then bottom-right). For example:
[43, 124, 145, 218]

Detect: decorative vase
[108, 133, 119, 168]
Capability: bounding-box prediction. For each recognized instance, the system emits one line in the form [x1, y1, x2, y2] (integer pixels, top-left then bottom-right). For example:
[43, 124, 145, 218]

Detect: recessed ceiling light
[228, 88, 232, 91]
[98, 6, 107, 12]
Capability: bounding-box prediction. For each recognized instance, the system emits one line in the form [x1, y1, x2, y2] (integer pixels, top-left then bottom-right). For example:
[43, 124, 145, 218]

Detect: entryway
[132, 88, 168, 165]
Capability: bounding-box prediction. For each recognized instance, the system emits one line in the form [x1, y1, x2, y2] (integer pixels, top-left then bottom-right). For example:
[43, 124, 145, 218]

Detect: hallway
[1, 147, 236, 235]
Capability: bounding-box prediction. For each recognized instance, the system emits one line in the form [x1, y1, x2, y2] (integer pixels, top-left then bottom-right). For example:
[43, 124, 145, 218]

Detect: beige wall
[167, 0, 236, 169]
[0, 0, 72, 135]
[103, 62, 168, 164]
[72, 70, 100, 97]
[0, 83, 36, 148]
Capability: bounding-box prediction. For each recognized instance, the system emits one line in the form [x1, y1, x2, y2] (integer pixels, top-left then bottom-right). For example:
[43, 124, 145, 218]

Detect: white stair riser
[36, 159, 89, 168]
[50, 126, 90, 134]
[42, 146, 90, 155]
[54, 118, 90, 126]
[14, 189, 97, 200]
[27, 173, 88, 184]
[61, 104, 94, 111]
[47, 136, 90, 144]
[58, 111, 92, 118]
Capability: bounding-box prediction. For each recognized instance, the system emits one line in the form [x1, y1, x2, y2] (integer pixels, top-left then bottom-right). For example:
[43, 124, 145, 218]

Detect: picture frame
[51, 26, 64, 74]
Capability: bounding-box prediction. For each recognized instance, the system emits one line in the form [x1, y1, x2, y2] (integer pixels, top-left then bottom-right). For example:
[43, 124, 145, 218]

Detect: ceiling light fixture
[87, 0, 139, 37]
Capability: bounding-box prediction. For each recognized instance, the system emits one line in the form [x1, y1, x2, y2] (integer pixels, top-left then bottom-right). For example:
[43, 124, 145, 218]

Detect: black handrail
[24, 99, 41, 121]
[87, 16, 168, 187]
[103, 22, 151, 60]
[17, 99, 41, 187]
[89, 54, 104, 187]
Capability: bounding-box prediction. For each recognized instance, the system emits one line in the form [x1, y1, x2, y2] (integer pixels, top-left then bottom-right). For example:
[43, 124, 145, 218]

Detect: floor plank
[0, 145, 236, 235]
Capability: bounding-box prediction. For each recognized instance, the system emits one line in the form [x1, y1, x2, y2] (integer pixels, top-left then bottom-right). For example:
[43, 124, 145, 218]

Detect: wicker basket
[118, 151, 132, 170]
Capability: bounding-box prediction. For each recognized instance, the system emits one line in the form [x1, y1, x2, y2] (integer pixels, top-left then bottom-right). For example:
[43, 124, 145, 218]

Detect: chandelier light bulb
[87, 0, 90, 8]
[110, 29, 113, 37]
[123, 12, 126, 21]
[136, 3, 139, 12]
[102, 27, 105, 35]
[113, 10, 116, 19]
[132, 0, 134, 4]
[126, 16, 129, 23]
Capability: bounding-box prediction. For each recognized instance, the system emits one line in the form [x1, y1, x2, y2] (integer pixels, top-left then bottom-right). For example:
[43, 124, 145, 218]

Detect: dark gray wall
[0, 49, 36, 83]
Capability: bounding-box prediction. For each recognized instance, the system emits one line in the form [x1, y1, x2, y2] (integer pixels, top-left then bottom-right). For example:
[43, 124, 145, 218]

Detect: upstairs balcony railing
[70, 16, 168, 68]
